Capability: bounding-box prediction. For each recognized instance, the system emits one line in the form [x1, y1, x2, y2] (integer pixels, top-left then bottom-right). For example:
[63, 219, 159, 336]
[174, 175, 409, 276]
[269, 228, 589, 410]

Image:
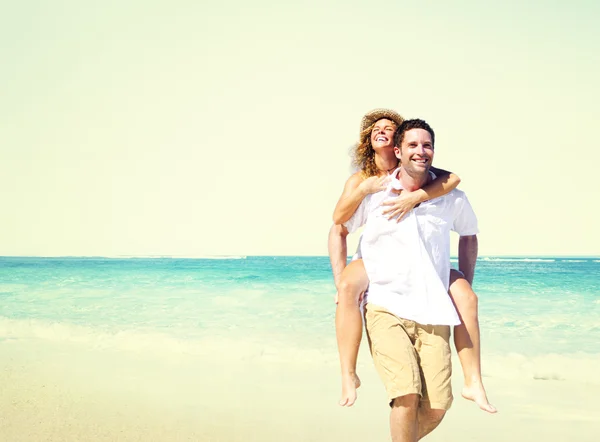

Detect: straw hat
[360, 108, 404, 134]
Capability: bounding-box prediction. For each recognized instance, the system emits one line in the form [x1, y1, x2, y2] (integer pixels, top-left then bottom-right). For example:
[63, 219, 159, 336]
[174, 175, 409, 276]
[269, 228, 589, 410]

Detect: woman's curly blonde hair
[351, 119, 400, 178]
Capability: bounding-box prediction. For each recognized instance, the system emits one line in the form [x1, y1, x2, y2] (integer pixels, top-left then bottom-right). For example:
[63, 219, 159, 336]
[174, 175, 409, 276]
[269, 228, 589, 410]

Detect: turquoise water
[1, 256, 599, 379]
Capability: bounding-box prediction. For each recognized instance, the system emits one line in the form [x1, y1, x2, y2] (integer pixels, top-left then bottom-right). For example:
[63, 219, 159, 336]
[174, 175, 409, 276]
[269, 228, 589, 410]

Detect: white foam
[0, 254, 248, 260]
[0, 284, 28, 293]
[481, 257, 556, 262]
[0, 318, 200, 354]
[0, 317, 332, 365]
[2, 317, 599, 384]
[111, 254, 248, 260]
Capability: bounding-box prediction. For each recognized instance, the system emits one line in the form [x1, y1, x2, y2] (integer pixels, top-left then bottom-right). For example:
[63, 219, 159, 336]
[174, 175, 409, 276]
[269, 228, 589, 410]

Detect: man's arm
[328, 224, 349, 290]
[381, 168, 461, 221]
[458, 234, 478, 285]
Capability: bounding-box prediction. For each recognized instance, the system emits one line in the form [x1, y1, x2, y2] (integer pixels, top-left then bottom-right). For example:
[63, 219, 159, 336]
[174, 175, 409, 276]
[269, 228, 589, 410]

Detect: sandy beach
[2, 337, 599, 442]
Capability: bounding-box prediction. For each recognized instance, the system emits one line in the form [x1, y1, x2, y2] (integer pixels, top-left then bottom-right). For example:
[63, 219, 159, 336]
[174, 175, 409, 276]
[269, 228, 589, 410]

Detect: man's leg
[335, 259, 369, 406]
[390, 394, 420, 442]
[417, 403, 445, 440]
[414, 324, 453, 439]
[448, 271, 496, 413]
[364, 305, 422, 441]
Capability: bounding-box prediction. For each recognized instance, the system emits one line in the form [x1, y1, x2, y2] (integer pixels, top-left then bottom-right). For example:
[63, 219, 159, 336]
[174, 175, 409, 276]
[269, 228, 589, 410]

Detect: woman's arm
[381, 168, 461, 221]
[410, 167, 460, 204]
[332, 172, 388, 225]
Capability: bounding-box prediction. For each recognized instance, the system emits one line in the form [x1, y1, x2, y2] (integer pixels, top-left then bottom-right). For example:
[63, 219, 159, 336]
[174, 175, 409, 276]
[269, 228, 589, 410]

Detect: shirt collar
[390, 169, 437, 191]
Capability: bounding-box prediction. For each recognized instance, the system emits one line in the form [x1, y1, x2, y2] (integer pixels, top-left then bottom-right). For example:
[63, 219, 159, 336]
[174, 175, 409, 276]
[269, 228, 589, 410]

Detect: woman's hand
[381, 190, 421, 222]
[358, 175, 390, 195]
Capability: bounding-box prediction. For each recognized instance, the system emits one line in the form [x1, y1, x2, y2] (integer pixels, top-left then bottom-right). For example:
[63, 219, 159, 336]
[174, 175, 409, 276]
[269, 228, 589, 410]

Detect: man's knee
[391, 394, 420, 411]
[417, 407, 446, 441]
[421, 407, 445, 426]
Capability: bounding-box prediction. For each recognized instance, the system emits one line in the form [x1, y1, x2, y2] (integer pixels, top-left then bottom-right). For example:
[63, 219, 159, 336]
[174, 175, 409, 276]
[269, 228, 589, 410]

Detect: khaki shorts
[364, 304, 453, 410]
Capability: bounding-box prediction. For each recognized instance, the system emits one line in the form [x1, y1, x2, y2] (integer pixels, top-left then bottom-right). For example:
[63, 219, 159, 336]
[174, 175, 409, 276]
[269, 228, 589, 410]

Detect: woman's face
[370, 119, 396, 151]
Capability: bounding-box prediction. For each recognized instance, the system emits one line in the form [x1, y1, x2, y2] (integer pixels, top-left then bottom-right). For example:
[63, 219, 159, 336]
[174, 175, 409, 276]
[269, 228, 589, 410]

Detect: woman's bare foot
[462, 380, 497, 413]
[339, 373, 361, 407]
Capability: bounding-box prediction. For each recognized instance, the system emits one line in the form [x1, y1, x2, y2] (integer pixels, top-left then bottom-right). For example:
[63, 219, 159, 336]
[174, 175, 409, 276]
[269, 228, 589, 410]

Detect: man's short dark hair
[394, 119, 435, 148]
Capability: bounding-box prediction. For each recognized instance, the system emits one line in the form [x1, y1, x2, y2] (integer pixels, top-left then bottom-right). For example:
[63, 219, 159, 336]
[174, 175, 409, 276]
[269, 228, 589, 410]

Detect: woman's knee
[449, 278, 479, 311]
[338, 262, 368, 295]
[338, 277, 366, 303]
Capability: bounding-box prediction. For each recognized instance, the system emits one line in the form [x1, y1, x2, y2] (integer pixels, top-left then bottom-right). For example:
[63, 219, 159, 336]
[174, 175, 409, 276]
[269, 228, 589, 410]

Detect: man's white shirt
[345, 170, 479, 326]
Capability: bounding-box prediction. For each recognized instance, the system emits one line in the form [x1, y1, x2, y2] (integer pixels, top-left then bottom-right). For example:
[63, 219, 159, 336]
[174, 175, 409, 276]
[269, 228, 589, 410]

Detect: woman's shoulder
[348, 170, 365, 183]
[343, 171, 366, 190]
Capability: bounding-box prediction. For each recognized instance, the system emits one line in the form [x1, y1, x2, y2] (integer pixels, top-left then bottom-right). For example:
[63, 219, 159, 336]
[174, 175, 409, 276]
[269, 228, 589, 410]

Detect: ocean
[1, 256, 599, 442]
[1, 255, 599, 383]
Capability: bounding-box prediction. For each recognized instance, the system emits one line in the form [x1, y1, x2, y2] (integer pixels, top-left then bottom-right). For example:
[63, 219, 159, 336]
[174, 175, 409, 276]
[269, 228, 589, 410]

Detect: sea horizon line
[1, 254, 599, 259]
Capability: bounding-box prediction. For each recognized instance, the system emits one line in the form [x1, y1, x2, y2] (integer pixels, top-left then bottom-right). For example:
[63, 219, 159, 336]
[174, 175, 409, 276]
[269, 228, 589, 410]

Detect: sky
[1, 0, 599, 257]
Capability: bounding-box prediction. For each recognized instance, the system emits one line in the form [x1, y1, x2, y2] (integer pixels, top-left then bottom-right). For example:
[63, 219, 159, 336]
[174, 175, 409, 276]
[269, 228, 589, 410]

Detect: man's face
[370, 119, 396, 151]
[394, 128, 434, 175]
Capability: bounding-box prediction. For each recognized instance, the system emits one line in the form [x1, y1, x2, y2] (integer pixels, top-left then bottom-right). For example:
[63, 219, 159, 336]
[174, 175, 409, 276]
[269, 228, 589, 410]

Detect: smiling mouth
[411, 158, 429, 165]
[375, 136, 388, 142]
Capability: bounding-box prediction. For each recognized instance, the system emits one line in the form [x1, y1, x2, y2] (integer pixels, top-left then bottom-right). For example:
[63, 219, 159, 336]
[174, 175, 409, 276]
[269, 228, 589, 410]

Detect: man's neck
[374, 151, 399, 174]
[397, 167, 431, 191]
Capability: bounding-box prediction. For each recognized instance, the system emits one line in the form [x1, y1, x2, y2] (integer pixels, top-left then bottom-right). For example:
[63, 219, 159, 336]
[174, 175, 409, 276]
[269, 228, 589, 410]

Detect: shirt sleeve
[452, 192, 479, 236]
[343, 198, 368, 234]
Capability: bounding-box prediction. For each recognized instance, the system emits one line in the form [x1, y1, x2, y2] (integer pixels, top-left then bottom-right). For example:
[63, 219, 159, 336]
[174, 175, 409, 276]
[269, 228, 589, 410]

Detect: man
[342, 119, 480, 441]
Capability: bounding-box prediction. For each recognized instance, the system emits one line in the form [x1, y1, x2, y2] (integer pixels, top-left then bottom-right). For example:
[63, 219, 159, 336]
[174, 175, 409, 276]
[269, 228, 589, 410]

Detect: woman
[329, 109, 495, 413]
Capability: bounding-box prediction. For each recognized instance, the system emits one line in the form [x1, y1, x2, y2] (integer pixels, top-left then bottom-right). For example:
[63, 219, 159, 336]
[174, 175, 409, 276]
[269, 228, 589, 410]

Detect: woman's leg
[448, 270, 496, 413]
[336, 259, 369, 407]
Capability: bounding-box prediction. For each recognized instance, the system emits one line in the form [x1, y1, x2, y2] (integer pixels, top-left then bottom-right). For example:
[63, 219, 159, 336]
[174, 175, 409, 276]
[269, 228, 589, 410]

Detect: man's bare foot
[462, 381, 497, 413]
[339, 373, 361, 407]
